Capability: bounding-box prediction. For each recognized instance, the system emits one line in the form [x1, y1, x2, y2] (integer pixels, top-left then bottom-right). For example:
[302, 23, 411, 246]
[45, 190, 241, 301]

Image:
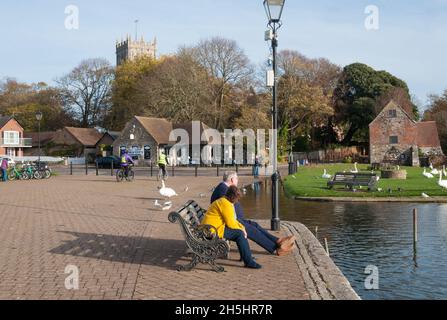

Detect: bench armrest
[194, 224, 219, 241]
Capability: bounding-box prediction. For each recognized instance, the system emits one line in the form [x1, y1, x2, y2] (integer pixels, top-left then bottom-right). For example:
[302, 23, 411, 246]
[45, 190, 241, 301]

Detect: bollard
[217, 165, 219, 177]
[236, 164, 239, 173]
[150, 163, 153, 177]
[413, 208, 418, 249]
[195, 164, 198, 177]
[96, 161, 99, 176]
[172, 164, 175, 177]
[111, 161, 114, 177]
[85, 160, 88, 175]
[70, 162, 73, 175]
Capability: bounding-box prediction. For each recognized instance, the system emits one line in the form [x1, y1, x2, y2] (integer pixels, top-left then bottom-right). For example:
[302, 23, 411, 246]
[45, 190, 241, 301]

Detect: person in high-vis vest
[158, 150, 168, 179]
[120, 150, 134, 177]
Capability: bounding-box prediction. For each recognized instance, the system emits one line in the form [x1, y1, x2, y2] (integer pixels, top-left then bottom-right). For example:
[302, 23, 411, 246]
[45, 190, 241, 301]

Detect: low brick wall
[381, 169, 407, 179]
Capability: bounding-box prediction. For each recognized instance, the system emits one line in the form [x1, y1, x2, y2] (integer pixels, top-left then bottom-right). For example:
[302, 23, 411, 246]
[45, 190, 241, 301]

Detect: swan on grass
[438, 172, 447, 189]
[430, 163, 439, 175]
[350, 162, 359, 173]
[423, 168, 434, 179]
[322, 169, 332, 179]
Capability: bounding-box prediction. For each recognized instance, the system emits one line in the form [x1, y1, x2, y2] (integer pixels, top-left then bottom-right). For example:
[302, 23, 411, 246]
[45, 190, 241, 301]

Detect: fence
[293, 146, 367, 164]
[57, 163, 278, 178]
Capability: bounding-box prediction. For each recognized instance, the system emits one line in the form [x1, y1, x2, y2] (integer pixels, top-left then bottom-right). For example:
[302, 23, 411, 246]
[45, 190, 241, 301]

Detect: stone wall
[370, 102, 418, 165]
[112, 118, 159, 165]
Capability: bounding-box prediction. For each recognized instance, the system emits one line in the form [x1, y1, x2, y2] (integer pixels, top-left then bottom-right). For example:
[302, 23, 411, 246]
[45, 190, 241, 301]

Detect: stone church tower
[116, 35, 157, 66]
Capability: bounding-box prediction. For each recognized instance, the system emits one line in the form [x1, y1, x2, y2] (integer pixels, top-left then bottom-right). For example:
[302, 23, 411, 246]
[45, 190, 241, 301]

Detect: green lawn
[283, 163, 447, 198]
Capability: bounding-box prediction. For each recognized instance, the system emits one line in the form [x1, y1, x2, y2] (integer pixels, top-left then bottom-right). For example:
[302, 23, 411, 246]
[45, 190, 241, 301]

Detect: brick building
[369, 100, 443, 166]
[0, 116, 32, 158]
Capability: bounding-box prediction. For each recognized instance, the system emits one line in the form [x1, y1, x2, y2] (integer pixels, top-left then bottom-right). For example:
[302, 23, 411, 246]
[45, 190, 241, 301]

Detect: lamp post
[264, 0, 285, 231]
[35, 111, 43, 169]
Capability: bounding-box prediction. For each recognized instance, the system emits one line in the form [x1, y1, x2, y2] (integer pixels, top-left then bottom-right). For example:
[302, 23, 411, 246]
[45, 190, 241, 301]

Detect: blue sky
[1, 0, 447, 107]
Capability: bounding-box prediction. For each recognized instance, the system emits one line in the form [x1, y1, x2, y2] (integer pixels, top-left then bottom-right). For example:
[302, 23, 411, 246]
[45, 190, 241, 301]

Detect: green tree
[106, 56, 159, 130]
[333, 63, 413, 144]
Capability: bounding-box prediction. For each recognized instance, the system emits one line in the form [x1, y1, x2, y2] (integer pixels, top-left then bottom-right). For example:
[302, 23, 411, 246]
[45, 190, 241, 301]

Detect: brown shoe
[278, 236, 296, 249]
[276, 235, 294, 246]
[276, 243, 294, 256]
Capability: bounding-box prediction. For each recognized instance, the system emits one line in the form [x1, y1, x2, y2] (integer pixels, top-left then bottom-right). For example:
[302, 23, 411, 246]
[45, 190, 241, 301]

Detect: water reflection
[240, 180, 447, 300]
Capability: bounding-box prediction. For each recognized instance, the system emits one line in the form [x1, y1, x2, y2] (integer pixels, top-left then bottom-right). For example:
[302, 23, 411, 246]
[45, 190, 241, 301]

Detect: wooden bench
[327, 172, 378, 191]
[168, 200, 230, 273]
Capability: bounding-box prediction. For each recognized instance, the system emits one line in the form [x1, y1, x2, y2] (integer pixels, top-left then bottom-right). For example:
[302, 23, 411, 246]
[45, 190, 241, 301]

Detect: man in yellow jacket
[202, 186, 261, 269]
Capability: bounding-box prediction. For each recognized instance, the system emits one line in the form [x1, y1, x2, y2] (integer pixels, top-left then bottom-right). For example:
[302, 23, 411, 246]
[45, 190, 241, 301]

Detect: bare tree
[135, 53, 213, 124]
[56, 58, 114, 127]
[193, 37, 254, 129]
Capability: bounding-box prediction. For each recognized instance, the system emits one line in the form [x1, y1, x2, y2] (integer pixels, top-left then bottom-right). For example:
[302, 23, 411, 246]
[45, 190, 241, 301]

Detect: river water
[240, 180, 447, 300]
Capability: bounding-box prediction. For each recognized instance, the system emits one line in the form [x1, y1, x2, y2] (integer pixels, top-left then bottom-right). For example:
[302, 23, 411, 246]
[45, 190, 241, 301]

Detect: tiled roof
[23, 131, 57, 147]
[416, 121, 442, 148]
[135, 117, 173, 145]
[64, 127, 103, 147]
[0, 116, 12, 129]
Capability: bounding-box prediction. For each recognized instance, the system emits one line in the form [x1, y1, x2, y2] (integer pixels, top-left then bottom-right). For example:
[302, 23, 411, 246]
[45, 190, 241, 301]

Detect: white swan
[350, 162, 359, 173]
[430, 163, 439, 175]
[439, 172, 447, 189]
[159, 180, 178, 198]
[421, 193, 430, 198]
[154, 199, 172, 210]
[443, 165, 447, 177]
[322, 169, 332, 179]
[423, 168, 434, 179]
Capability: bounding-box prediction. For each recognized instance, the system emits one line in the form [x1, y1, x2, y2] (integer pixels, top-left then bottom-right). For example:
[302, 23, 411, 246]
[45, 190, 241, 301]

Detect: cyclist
[158, 149, 168, 180]
[120, 150, 134, 177]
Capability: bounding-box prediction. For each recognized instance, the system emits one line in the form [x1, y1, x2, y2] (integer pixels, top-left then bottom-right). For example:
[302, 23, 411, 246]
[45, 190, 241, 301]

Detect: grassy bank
[283, 164, 447, 198]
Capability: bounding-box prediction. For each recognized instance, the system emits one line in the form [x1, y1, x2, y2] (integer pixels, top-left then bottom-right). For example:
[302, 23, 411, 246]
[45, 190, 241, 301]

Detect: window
[389, 109, 397, 118]
[389, 136, 399, 144]
[3, 131, 19, 145]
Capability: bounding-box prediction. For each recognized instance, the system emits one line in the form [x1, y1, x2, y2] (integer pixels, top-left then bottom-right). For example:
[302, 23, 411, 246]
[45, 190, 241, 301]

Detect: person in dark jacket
[211, 171, 295, 256]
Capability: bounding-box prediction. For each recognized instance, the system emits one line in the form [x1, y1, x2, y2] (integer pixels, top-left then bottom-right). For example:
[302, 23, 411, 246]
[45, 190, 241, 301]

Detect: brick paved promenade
[0, 174, 358, 300]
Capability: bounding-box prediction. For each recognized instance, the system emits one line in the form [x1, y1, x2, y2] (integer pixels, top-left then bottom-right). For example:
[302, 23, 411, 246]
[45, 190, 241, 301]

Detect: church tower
[116, 34, 157, 66]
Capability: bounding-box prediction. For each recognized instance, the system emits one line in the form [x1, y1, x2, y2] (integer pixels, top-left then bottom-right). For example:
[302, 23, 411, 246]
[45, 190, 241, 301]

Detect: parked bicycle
[7, 165, 25, 181]
[116, 164, 135, 182]
[21, 162, 41, 180]
[35, 162, 52, 179]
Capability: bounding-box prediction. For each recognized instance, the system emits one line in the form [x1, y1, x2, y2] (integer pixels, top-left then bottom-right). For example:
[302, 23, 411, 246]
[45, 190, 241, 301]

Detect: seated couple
[201, 172, 295, 269]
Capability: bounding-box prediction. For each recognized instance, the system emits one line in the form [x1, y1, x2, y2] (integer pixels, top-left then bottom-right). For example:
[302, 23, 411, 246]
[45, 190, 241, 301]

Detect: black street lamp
[35, 111, 43, 168]
[264, 0, 285, 231]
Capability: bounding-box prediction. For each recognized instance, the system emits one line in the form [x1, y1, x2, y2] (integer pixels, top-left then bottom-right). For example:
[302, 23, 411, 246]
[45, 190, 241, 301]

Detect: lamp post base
[271, 218, 281, 231]
[271, 172, 280, 231]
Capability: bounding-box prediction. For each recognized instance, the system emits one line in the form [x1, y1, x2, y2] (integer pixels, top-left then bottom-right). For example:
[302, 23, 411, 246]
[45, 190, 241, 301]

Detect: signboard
[128, 145, 142, 156]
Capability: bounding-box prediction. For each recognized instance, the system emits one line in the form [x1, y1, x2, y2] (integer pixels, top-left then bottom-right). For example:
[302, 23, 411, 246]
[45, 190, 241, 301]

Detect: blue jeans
[2, 168, 7, 181]
[223, 228, 257, 267]
[241, 220, 279, 254]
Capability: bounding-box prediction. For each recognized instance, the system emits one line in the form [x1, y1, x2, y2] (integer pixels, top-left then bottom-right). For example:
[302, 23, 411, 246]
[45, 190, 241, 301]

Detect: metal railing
[0, 138, 32, 147]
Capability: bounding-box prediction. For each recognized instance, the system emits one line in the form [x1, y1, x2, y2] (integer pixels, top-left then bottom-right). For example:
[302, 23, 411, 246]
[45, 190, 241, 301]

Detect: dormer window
[389, 109, 397, 118]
